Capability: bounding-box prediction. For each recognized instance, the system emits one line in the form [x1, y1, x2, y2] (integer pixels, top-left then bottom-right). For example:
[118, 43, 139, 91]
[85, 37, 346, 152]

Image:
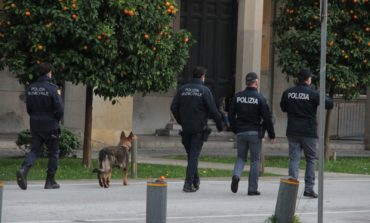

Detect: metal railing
[330, 96, 366, 140]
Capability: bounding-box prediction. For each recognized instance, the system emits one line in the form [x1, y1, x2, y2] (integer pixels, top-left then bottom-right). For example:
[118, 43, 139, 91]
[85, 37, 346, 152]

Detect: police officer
[16, 62, 64, 190]
[229, 72, 275, 195]
[171, 66, 223, 192]
[280, 69, 333, 198]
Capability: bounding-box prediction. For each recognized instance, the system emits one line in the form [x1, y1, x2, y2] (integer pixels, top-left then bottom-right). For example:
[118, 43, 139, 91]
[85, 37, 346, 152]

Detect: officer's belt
[238, 131, 259, 136]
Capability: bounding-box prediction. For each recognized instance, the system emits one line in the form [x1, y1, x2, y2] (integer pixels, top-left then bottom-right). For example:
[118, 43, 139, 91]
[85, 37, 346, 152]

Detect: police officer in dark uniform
[229, 72, 275, 195]
[280, 69, 333, 198]
[171, 66, 223, 192]
[16, 62, 64, 190]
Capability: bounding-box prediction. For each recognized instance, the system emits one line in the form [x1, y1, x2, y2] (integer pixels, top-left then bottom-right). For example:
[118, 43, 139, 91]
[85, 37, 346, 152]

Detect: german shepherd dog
[93, 131, 135, 188]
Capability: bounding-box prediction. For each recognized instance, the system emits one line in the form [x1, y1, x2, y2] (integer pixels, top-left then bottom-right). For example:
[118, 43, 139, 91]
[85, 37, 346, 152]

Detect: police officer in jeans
[229, 72, 275, 195]
[171, 66, 223, 192]
[280, 69, 333, 198]
[16, 62, 64, 190]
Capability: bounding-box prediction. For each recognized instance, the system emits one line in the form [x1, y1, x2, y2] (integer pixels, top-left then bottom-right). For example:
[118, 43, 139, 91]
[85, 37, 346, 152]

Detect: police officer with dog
[229, 72, 276, 195]
[280, 69, 333, 198]
[171, 66, 223, 192]
[16, 62, 64, 190]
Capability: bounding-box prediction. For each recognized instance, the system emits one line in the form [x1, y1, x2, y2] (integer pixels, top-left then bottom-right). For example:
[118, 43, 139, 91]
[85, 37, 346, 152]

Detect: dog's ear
[127, 132, 135, 141]
[120, 131, 127, 140]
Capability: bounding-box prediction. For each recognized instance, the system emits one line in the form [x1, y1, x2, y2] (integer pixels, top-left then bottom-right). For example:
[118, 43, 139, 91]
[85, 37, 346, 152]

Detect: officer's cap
[193, 66, 207, 78]
[245, 72, 258, 84]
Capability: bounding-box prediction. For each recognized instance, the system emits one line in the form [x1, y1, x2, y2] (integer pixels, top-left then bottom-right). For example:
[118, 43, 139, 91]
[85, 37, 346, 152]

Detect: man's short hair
[192, 66, 207, 78]
[297, 69, 313, 82]
[38, 62, 52, 76]
[245, 72, 258, 85]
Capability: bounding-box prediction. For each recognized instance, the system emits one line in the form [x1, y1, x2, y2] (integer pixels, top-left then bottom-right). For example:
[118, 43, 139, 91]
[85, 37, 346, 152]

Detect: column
[235, 0, 265, 92]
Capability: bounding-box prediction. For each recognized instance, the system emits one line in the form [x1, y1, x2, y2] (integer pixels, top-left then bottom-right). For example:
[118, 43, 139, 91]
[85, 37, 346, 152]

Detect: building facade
[1, 0, 369, 149]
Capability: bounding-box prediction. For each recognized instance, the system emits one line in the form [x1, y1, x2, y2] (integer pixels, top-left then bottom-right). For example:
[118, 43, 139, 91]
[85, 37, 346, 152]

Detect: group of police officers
[16, 63, 333, 199]
[171, 66, 333, 198]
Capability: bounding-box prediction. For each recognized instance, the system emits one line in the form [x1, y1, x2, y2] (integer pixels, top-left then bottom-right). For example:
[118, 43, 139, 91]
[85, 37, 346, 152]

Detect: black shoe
[44, 177, 60, 189]
[248, 191, 261, 196]
[16, 168, 28, 190]
[231, 175, 239, 193]
[193, 182, 200, 191]
[304, 191, 318, 198]
[183, 184, 197, 192]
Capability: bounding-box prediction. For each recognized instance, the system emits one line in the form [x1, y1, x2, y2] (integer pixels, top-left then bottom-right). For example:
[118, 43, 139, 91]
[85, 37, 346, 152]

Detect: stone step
[137, 135, 370, 157]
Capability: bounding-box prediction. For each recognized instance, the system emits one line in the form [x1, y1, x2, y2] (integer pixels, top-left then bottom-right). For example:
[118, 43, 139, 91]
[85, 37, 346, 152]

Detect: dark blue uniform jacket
[280, 83, 334, 138]
[170, 79, 223, 134]
[26, 75, 64, 132]
[228, 87, 275, 139]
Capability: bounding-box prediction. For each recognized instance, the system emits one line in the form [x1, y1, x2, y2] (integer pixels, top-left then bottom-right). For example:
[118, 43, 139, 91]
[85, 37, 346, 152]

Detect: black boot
[44, 175, 60, 189]
[183, 184, 197, 192]
[16, 167, 29, 190]
[231, 175, 240, 193]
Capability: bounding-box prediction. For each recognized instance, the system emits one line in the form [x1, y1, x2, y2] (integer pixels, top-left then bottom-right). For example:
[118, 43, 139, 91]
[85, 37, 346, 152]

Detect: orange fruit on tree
[25, 10, 31, 17]
[165, 2, 171, 6]
[71, 13, 78, 20]
[184, 37, 189, 43]
[63, 6, 69, 11]
[97, 35, 102, 40]
[144, 34, 150, 39]
[37, 44, 44, 50]
[72, 4, 77, 9]
[366, 27, 370, 32]
[128, 10, 135, 16]
[10, 3, 16, 8]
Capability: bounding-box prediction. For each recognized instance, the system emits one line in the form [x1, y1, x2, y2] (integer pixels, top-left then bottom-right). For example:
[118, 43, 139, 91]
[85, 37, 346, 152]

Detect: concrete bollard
[275, 177, 299, 223]
[0, 181, 3, 223]
[146, 179, 167, 223]
[131, 136, 138, 178]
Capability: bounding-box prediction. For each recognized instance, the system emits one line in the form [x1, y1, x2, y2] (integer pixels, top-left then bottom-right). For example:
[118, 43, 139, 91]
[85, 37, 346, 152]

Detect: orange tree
[0, 0, 192, 167]
[274, 0, 370, 159]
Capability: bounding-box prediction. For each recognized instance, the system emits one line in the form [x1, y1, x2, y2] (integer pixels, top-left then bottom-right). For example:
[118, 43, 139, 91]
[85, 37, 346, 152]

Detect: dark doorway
[180, 0, 238, 101]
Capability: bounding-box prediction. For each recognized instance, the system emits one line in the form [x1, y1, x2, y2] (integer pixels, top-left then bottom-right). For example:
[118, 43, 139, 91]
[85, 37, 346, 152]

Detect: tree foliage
[274, 0, 370, 98]
[0, 0, 193, 100]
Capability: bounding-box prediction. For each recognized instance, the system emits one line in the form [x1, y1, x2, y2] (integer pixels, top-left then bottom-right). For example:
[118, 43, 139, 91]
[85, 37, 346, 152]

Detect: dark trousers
[23, 130, 60, 177]
[181, 132, 204, 185]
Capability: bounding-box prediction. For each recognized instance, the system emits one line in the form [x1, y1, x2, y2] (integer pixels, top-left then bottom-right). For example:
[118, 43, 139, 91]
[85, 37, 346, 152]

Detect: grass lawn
[164, 155, 370, 175]
[0, 157, 260, 181]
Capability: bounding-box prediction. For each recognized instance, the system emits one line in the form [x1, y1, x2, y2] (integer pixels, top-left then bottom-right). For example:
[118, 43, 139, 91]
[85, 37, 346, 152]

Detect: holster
[259, 122, 266, 138]
[201, 126, 212, 142]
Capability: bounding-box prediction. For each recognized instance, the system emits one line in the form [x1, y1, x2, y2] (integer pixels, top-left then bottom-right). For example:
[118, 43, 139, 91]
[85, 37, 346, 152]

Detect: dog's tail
[93, 154, 112, 174]
[92, 168, 103, 173]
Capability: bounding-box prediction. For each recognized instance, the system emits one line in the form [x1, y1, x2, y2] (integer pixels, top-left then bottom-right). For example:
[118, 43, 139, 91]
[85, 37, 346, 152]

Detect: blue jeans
[181, 132, 204, 185]
[232, 131, 261, 192]
[287, 136, 317, 192]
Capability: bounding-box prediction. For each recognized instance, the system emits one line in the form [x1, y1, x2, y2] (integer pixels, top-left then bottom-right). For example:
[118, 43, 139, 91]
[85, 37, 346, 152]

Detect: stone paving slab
[2, 177, 370, 223]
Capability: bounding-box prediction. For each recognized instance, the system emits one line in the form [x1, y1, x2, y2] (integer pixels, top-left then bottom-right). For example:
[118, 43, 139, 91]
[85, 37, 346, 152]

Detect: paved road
[2, 176, 370, 223]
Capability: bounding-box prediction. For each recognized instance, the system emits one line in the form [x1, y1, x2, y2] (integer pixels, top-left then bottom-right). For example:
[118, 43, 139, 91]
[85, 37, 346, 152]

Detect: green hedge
[16, 127, 81, 158]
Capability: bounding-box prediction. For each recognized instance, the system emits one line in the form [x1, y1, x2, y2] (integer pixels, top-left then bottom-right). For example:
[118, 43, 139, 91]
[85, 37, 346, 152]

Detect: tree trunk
[83, 86, 93, 168]
[324, 109, 332, 161]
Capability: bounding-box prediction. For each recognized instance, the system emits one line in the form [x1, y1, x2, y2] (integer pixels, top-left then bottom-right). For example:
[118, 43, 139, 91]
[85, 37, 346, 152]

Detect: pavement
[1, 134, 370, 222]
